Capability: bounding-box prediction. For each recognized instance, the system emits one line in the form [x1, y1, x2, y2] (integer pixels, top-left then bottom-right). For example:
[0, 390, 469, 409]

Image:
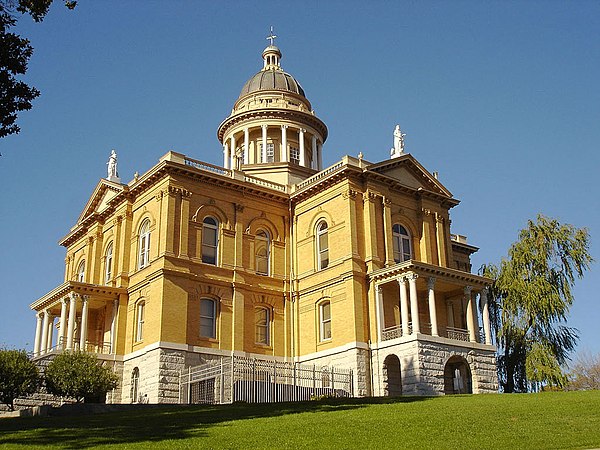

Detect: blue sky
[1, 1, 598, 358]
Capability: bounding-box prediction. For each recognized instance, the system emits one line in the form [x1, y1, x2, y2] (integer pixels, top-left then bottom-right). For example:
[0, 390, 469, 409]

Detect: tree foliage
[0, 349, 40, 410]
[482, 215, 592, 392]
[567, 351, 600, 391]
[45, 351, 118, 403]
[0, 0, 75, 138]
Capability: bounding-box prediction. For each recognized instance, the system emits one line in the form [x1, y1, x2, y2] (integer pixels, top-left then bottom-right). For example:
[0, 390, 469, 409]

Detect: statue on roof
[106, 149, 120, 182]
[391, 125, 406, 158]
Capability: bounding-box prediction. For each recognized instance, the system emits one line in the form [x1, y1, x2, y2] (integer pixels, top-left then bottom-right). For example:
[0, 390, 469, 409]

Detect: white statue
[106, 150, 120, 182]
[391, 125, 406, 158]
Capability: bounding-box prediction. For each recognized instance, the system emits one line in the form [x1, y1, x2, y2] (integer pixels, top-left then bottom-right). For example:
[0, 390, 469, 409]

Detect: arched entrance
[383, 354, 402, 396]
[444, 356, 472, 394]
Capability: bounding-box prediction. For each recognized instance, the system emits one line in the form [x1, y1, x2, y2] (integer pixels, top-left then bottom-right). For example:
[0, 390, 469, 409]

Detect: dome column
[299, 128, 306, 167]
[311, 135, 317, 170]
[230, 135, 236, 169]
[223, 142, 230, 169]
[261, 124, 268, 163]
[244, 128, 250, 164]
[318, 141, 323, 170]
[281, 125, 288, 162]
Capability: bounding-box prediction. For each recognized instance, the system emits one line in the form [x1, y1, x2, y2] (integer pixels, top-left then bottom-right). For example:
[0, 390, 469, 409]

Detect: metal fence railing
[179, 356, 354, 405]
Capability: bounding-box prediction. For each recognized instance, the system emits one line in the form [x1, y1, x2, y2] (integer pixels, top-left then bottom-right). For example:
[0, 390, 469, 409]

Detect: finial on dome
[267, 26, 277, 46]
[262, 26, 282, 70]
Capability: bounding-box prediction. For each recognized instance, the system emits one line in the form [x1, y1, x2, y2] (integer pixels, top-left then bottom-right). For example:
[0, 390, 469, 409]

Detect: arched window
[200, 298, 216, 338]
[392, 224, 412, 263]
[316, 221, 329, 270]
[104, 242, 114, 285]
[319, 301, 332, 341]
[131, 367, 139, 403]
[135, 301, 145, 342]
[202, 217, 219, 265]
[255, 230, 271, 275]
[255, 307, 270, 345]
[138, 219, 151, 269]
[76, 260, 85, 282]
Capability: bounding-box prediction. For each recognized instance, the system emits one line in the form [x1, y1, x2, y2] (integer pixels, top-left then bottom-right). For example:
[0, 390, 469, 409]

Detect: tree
[45, 351, 118, 403]
[567, 351, 600, 391]
[482, 215, 592, 393]
[0, 0, 75, 138]
[0, 349, 40, 410]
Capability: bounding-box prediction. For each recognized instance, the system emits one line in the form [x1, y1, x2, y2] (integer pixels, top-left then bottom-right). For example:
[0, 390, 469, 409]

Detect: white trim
[298, 341, 369, 363]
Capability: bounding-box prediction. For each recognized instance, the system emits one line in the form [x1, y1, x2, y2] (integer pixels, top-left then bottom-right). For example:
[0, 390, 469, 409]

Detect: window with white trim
[260, 143, 275, 163]
[202, 217, 219, 265]
[104, 242, 113, 285]
[290, 146, 300, 165]
[392, 224, 412, 263]
[76, 260, 85, 282]
[316, 221, 329, 270]
[255, 307, 270, 345]
[255, 230, 270, 275]
[135, 301, 145, 342]
[319, 301, 332, 341]
[131, 367, 139, 403]
[200, 298, 216, 338]
[138, 219, 151, 269]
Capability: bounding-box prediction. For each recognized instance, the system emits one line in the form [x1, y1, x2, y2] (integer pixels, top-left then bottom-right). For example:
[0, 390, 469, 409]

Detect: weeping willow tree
[482, 215, 592, 393]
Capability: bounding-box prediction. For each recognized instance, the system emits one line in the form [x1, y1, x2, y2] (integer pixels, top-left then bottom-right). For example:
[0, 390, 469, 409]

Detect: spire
[262, 26, 282, 70]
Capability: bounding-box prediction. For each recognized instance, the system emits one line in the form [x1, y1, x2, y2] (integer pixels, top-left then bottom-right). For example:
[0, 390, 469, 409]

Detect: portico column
[58, 298, 68, 349]
[223, 143, 229, 169]
[428, 277, 439, 336]
[299, 128, 305, 166]
[398, 277, 409, 336]
[230, 135, 236, 169]
[33, 313, 43, 356]
[79, 296, 89, 350]
[66, 293, 77, 350]
[261, 124, 268, 162]
[40, 310, 50, 355]
[243, 128, 249, 164]
[281, 125, 288, 162]
[408, 273, 420, 334]
[465, 286, 477, 342]
[110, 298, 119, 354]
[375, 285, 385, 341]
[311, 135, 317, 169]
[45, 315, 54, 352]
[481, 287, 492, 345]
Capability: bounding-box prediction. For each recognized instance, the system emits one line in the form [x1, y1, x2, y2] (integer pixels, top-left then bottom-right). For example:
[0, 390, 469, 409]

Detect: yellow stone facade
[30, 41, 497, 402]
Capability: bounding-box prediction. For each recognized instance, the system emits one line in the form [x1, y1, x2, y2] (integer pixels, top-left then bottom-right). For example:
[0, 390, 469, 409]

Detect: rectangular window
[200, 299, 216, 338]
[320, 302, 331, 341]
[290, 146, 300, 165]
[255, 308, 270, 345]
[260, 143, 275, 163]
[136, 303, 145, 342]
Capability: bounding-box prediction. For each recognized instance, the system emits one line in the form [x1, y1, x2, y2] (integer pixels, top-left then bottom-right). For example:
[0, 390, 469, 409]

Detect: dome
[239, 69, 306, 99]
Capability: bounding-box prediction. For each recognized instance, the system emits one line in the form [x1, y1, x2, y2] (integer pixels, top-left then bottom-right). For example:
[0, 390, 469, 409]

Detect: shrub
[0, 349, 40, 411]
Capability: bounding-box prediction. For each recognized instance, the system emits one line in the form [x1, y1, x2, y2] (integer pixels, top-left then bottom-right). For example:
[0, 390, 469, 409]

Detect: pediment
[76, 179, 125, 224]
[368, 154, 452, 197]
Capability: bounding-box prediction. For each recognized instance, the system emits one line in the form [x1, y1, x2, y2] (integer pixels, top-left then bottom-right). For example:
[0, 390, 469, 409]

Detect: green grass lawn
[1, 390, 599, 449]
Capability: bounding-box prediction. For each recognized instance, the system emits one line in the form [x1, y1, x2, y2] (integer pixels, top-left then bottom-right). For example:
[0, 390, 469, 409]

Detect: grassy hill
[1, 390, 599, 449]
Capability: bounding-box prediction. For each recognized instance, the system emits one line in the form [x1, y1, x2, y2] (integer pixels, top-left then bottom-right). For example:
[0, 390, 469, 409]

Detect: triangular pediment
[76, 179, 125, 224]
[367, 154, 452, 197]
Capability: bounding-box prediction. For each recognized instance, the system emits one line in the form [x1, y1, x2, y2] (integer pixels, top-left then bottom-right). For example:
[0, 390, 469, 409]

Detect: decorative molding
[234, 203, 245, 213]
[342, 189, 358, 200]
[428, 277, 436, 289]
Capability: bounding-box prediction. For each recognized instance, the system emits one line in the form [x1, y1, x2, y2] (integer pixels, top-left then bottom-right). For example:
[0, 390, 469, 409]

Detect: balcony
[381, 323, 471, 343]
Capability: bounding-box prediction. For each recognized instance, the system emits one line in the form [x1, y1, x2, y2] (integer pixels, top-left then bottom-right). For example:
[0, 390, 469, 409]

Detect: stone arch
[382, 354, 402, 396]
[306, 210, 334, 238]
[132, 212, 157, 237]
[443, 355, 473, 394]
[191, 204, 230, 229]
[245, 216, 281, 241]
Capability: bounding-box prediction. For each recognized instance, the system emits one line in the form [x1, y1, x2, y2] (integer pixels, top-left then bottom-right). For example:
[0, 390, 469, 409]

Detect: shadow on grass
[0, 396, 433, 448]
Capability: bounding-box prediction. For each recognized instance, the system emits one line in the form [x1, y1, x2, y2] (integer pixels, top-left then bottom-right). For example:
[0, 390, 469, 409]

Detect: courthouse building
[30, 38, 498, 402]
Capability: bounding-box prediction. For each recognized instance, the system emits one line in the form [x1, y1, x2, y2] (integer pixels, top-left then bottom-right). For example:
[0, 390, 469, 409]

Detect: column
[408, 273, 420, 334]
[465, 286, 477, 342]
[317, 142, 323, 170]
[45, 315, 54, 352]
[375, 285, 384, 341]
[398, 277, 409, 336]
[79, 296, 89, 350]
[281, 125, 288, 162]
[179, 191, 191, 258]
[40, 310, 50, 355]
[230, 135, 236, 169]
[33, 313, 43, 356]
[66, 293, 77, 350]
[299, 128, 305, 166]
[244, 128, 249, 164]
[383, 197, 394, 266]
[261, 124, 268, 163]
[223, 143, 229, 169]
[311, 135, 317, 169]
[481, 287, 492, 345]
[58, 298, 68, 349]
[110, 299, 119, 354]
[428, 277, 438, 336]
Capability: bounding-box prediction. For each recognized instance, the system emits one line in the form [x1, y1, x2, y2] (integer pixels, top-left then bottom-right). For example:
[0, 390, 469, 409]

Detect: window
[202, 217, 219, 265]
[135, 302, 145, 342]
[104, 242, 113, 285]
[200, 298, 216, 338]
[319, 301, 332, 341]
[316, 221, 329, 270]
[255, 230, 270, 275]
[290, 146, 300, 165]
[76, 260, 85, 282]
[138, 220, 151, 269]
[131, 367, 139, 403]
[255, 307, 270, 345]
[392, 224, 412, 263]
[260, 143, 274, 163]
